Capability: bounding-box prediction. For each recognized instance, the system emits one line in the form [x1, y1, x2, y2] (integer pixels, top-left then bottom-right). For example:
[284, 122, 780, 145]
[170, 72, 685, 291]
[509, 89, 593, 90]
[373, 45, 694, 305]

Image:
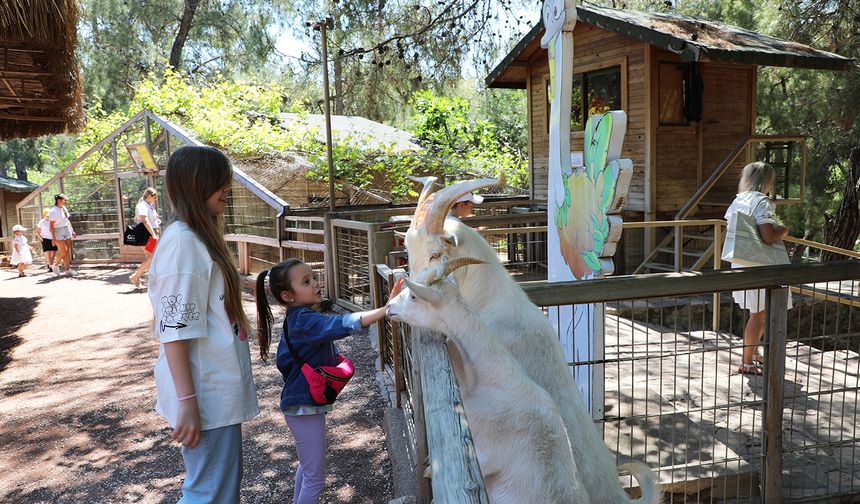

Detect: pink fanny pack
[300, 355, 355, 405]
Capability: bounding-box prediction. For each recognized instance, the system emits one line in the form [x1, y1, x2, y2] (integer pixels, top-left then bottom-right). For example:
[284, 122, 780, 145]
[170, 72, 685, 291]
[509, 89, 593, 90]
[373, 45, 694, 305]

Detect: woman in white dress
[11, 224, 34, 277]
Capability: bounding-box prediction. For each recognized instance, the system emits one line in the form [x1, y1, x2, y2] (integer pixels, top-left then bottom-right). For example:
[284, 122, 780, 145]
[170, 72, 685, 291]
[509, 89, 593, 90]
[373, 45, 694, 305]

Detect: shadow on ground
[0, 296, 39, 374]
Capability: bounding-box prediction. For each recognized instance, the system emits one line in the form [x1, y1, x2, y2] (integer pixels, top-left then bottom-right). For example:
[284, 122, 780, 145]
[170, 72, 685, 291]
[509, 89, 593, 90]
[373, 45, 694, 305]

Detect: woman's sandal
[738, 363, 763, 375]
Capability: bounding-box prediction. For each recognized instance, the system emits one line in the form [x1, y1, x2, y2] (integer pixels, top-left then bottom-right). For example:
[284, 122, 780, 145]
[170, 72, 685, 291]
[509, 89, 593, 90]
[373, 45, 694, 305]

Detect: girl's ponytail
[256, 269, 274, 360]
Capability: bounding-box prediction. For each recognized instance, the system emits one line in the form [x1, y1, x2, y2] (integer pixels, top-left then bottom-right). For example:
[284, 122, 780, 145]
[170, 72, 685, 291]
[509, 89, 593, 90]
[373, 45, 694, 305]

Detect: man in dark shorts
[35, 208, 57, 270]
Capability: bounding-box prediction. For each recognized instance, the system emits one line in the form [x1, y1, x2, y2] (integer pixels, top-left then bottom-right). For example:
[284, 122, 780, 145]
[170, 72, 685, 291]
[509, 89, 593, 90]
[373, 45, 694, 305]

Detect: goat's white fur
[406, 216, 660, 504]
[388, 270, 590, 503]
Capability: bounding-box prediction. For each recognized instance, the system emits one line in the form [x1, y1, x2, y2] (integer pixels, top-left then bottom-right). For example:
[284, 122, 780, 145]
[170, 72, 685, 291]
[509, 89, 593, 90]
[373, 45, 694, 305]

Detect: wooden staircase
[635, 134, 808, 274]
[636, 135, 749, 274]
[635, 225, 721, 274]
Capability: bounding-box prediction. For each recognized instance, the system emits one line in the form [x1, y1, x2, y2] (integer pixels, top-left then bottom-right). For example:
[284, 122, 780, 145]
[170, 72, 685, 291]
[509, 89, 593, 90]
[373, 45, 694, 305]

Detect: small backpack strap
[283, 324, 306, 368]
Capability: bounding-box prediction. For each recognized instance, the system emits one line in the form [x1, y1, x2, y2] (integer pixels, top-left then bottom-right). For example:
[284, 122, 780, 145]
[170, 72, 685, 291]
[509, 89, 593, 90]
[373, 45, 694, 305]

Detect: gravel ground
[0, 264, 393, 503]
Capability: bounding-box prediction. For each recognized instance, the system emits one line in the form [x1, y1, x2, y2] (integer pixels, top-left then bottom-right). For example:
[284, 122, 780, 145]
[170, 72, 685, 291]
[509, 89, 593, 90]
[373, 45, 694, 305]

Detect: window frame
[545, 56, 628, 136]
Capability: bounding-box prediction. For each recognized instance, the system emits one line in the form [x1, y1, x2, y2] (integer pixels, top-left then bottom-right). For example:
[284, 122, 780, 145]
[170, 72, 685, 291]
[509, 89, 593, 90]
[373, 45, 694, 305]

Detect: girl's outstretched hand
[173, 400, 202, 448]
[390, 277, 404, 299]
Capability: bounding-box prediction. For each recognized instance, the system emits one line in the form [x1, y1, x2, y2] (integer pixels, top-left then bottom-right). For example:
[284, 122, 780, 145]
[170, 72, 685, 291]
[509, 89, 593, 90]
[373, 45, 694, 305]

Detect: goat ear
[441, 232, 457, 247]
[403, 278, 444, 304]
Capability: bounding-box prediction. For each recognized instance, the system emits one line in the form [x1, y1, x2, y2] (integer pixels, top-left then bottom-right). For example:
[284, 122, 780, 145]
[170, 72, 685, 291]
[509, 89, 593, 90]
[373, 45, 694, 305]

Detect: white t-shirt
[49, 205, 70, 229]
[148, 220, 259, 430]
[38, 217, 51, 238]
[135, 200, 161, 230]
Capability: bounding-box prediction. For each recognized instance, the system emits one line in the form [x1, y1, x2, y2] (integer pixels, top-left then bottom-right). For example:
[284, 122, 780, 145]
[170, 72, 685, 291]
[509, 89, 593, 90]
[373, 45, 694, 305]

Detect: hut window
[659, 62, 688, 125]
[545, 66, 622, 133]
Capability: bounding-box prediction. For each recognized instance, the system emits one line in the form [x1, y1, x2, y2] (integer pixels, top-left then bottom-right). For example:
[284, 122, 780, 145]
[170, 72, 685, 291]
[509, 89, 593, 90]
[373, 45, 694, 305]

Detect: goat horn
[403, 278, 443, 304]
[441, 257, 486, 278]
[408, 176, 439, 231]
[408, 175, 439, 210]
[423, 174, 506, 235]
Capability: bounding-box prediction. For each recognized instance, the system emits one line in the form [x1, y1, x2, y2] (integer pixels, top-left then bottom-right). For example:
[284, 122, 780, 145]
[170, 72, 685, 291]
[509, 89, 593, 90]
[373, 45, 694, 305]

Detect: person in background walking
[146, 146, 259, 503]
[49, 193, 77, 276]
[129, 187, 161, 288]
[35, 208, 57, 270]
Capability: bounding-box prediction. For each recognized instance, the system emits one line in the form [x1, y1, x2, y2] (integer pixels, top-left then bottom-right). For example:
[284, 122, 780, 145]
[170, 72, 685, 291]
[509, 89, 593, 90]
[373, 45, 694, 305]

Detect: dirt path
[0, 264, 392, 503]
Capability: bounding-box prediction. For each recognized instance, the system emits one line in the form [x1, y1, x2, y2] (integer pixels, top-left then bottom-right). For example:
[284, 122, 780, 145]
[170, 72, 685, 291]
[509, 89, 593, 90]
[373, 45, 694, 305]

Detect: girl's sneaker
[52, 265, 63, 276]
[65, 269, 79, 276]
[18, 272, 26, 277]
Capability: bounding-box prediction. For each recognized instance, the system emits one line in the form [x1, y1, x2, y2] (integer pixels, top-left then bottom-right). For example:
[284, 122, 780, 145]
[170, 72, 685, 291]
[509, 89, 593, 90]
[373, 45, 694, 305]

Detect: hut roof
[280, 113, 420, 153]
[0, 174, 38, 192]
[487, 4, 856, 88]
[0, 0, 84, 140]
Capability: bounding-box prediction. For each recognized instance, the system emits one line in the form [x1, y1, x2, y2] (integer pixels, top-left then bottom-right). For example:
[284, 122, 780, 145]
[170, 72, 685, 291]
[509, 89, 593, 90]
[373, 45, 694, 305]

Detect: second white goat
[405, 177, 660, 504]
[388, 258, 589, 504]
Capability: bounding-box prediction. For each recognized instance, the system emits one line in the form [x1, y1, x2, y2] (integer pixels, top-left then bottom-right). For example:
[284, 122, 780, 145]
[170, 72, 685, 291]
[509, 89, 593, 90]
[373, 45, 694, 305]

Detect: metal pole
[320, 22, 336, 212]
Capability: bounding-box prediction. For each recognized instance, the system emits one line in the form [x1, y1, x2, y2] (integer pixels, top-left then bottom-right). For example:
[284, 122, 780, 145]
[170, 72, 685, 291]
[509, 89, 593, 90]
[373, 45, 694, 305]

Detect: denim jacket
[276, 306, 363, 409]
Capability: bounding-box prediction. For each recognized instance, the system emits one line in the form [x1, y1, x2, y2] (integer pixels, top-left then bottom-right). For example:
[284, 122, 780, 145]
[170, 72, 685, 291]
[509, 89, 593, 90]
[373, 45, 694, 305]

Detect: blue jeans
[179, 424, 243, 504]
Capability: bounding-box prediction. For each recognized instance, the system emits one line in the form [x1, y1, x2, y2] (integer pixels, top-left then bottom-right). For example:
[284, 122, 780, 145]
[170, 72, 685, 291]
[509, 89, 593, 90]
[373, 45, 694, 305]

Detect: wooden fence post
[410, 329, 431, 504]
[763, 287, 788, 503]
[712, 222, 723, 331]
[323, 213, 336, 301]
[414, 327, 489, 504]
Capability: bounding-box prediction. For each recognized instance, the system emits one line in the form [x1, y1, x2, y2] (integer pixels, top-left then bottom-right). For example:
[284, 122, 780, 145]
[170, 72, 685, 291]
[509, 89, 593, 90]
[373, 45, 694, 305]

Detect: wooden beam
[0, 69, 51, 78]
[0, 96, 59, 104]
[763, 288, 787, 504]
[0, 112, 68, 123]
[523, 260, 860, 306]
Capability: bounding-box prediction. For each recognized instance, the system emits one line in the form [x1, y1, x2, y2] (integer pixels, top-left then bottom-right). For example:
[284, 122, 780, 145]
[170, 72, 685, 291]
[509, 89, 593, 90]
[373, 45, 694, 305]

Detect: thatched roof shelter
[0, 0, 84, 140]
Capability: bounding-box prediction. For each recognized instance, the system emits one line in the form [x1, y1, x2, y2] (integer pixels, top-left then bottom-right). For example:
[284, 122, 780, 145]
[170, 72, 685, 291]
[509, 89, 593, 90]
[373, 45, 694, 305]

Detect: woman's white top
[724, 191, 778, 268]
[38, 217, 51, 238]
[49, 205, 71, 229]
[148, 220, 259, 430]
[135, 200, 161, 230]
[11, 235, 32, 265]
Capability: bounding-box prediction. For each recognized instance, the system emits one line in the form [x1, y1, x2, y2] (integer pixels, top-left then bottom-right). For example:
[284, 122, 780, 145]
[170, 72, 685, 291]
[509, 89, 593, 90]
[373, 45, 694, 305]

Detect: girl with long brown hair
[147, 146, 259, 502]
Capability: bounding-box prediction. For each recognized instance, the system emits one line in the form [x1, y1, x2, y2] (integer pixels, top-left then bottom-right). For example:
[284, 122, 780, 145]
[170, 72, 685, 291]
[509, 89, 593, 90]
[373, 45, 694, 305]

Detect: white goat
[404, 178, 660, 504]
[388, 258, 590, 504]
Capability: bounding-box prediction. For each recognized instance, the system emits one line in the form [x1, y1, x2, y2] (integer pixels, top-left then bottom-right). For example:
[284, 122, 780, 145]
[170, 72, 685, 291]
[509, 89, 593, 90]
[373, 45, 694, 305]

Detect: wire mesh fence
[378, 262, 860, 503]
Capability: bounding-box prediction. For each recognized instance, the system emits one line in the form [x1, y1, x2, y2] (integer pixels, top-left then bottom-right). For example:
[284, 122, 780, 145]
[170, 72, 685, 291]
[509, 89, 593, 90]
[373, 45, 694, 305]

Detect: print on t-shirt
[159, 294, 201, 332]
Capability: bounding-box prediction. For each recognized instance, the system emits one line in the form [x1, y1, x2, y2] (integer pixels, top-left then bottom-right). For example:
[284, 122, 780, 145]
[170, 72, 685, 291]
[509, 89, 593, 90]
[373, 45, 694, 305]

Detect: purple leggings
[284, 413, 327, 504]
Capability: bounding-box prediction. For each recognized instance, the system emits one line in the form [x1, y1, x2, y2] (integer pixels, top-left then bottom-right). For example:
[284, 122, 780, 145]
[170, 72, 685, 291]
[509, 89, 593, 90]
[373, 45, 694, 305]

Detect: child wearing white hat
[450, 191, 483, 219]
[11, 224, 34, 277]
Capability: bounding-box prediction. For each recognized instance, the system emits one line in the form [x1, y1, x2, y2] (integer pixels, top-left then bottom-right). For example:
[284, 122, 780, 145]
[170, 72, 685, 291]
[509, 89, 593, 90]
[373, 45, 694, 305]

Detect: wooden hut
[0, 0, 85, 140]
[486, 4, 854, 272]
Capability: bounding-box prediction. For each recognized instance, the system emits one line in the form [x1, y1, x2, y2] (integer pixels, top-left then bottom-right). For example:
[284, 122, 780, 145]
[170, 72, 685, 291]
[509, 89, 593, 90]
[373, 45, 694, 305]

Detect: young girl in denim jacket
[255, 259, 390, 504]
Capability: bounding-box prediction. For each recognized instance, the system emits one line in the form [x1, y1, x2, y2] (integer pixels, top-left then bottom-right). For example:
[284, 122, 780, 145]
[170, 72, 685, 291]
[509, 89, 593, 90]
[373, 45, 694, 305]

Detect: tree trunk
[169, 0, 200, 69]
[822, 134, 860, 261]
[13, 157, 27, 181]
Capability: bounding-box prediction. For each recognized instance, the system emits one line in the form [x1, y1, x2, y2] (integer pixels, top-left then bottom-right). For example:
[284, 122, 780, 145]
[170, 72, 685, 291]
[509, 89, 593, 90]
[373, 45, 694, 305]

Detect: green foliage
[40, 72, 525, 202]
[78, 0, 290, 112]
[409, 89, 528, 187]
